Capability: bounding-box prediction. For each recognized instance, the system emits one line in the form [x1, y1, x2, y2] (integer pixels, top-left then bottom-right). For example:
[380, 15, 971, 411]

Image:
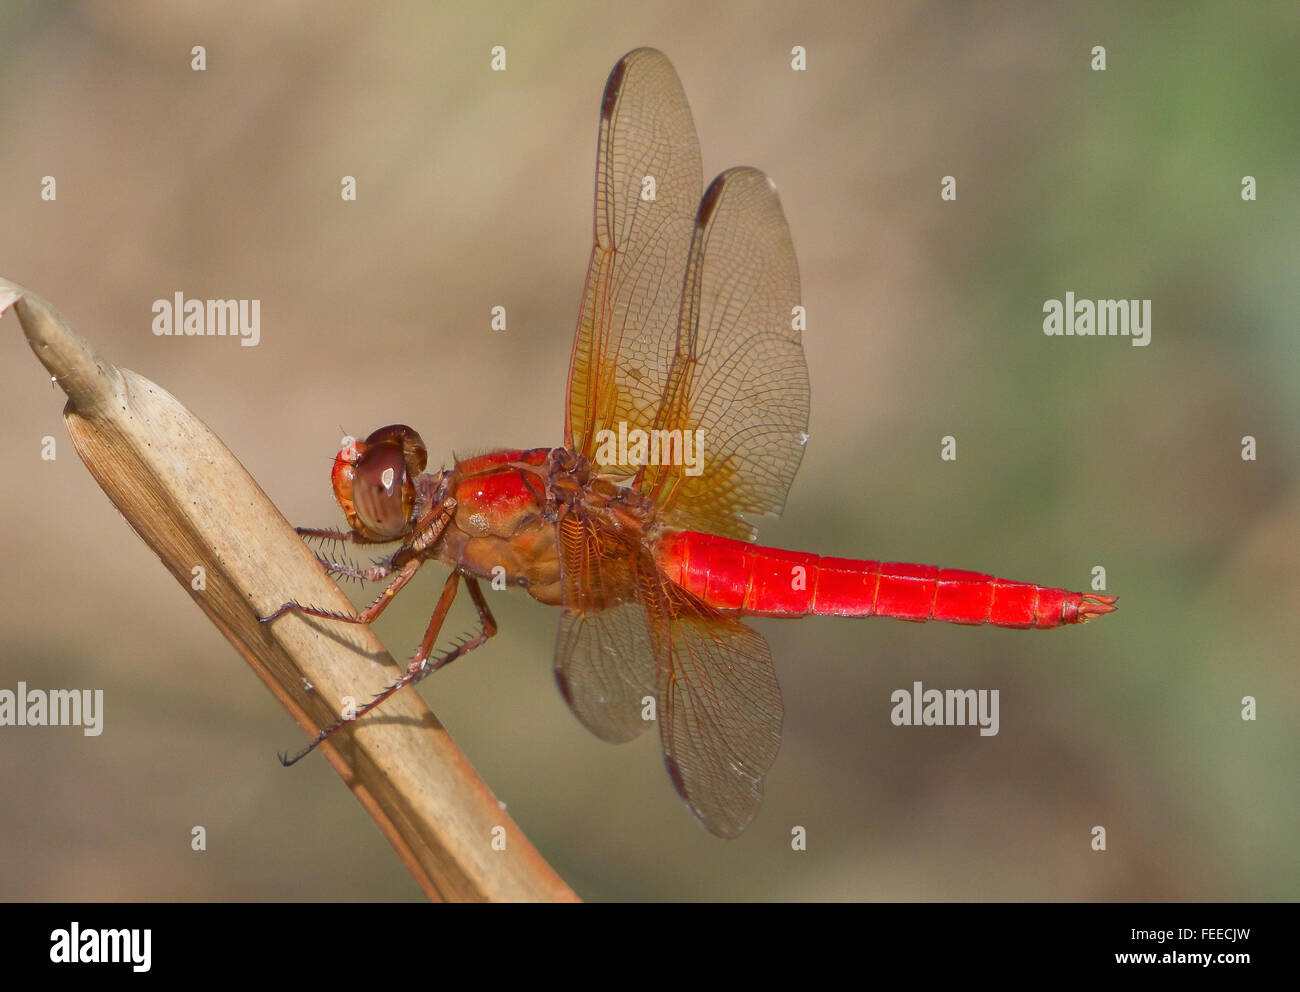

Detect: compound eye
[352, 443, 412, 539]
[331, 425, 426, 542]
[363, 425, 428, 476]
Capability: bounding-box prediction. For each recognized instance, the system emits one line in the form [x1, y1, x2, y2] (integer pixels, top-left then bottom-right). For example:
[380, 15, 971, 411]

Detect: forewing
[565, 48, 704, 465]
[658, 597, 783, 839]
[647, 166, 810, 540]
[553, 514, 662, 743]
[555, 602, 659, 744]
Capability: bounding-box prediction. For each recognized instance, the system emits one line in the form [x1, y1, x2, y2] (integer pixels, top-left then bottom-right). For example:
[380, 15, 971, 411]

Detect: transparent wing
[553, 511, 783, 837]
[565, 48, 703, 464]
[658, 597, 783, 838]
[553, 514, 662, 743]
[647, 166, 809, 540]
[555, 601, 659, 744]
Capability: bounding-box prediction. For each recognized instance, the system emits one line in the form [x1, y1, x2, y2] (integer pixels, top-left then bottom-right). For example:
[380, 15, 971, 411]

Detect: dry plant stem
[2, 278, 577, 903]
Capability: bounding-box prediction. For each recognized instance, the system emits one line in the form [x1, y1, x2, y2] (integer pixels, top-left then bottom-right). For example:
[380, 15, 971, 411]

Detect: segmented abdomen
[656, 531, 1116, 629]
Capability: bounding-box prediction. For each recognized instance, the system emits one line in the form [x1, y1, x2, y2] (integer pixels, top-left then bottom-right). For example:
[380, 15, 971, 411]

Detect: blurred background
[1, 1, 1295, 901]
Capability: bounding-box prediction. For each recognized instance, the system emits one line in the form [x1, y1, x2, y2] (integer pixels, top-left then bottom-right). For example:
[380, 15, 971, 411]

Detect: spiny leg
[265, 497, 458, 623]
[258, 555, 419, 625]
[294, 527, 371, 543]
[279, 573, 498, 766]
[294, 526, 379, 566]
[292, 528, 398, 588]
[412, 576, 498, 679]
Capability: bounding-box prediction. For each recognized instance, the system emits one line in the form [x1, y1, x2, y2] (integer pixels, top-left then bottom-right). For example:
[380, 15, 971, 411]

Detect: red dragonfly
[265, 48, 1115, 838]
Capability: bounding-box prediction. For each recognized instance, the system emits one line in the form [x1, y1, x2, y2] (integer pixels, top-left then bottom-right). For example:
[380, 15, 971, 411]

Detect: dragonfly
[264, 48, 1116, 838]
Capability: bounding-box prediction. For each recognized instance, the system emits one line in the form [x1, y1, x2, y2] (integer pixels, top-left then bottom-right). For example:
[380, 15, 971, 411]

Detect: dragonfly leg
[294, 526, 370, 542]
[312, 555, 395, 584]
[258, 556, 421, 624]
[412, 576, 498, 679]
[279, 572, 497, 766]
[261, 498, 457, 624]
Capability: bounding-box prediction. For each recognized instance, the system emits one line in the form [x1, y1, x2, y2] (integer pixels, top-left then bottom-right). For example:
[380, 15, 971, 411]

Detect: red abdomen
[656, 531, 1116, 629]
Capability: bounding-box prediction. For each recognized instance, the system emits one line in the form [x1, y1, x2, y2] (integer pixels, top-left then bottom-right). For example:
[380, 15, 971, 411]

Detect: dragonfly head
[331, 425, 428, 542]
